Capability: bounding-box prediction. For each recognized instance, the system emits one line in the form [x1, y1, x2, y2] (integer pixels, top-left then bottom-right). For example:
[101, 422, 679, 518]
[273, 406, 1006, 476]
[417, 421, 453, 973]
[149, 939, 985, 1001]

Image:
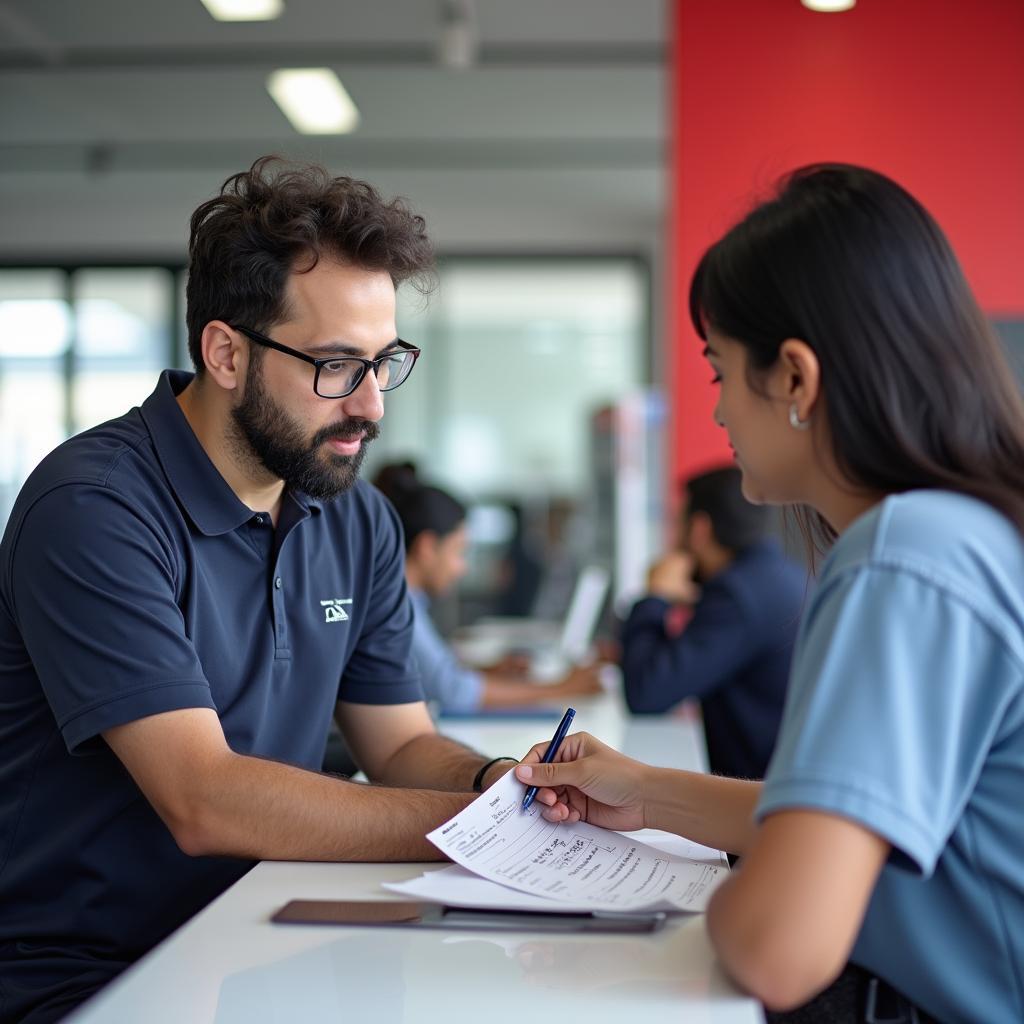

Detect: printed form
[415, 770, 727, 913]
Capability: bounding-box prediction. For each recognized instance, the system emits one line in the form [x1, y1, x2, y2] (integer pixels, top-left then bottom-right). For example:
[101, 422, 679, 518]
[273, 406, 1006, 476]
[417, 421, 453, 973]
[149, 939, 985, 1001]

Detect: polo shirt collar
[140, 369, 322, 536]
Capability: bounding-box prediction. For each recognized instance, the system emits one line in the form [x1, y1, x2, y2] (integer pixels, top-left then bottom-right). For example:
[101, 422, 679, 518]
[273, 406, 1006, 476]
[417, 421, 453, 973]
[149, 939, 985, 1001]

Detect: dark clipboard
[271, 899, 666, 934]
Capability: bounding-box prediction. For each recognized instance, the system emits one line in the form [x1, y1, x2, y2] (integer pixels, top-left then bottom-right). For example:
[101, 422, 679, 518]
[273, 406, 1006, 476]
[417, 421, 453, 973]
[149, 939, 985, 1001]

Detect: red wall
[669, 0, 1024, 482]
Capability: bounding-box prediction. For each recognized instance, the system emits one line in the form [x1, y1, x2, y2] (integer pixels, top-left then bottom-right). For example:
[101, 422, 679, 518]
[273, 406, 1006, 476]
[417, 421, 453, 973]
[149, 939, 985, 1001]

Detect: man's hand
[646, 551, 700, 603]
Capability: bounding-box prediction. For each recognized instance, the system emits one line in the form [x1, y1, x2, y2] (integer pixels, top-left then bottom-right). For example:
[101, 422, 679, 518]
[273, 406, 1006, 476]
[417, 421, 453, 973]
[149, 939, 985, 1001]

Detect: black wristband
[472, 756, 518, 792]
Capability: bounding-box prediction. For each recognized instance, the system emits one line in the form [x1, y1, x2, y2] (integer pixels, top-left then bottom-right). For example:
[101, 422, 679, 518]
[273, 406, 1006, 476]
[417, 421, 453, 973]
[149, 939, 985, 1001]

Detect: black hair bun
[372, 460, 420, 502]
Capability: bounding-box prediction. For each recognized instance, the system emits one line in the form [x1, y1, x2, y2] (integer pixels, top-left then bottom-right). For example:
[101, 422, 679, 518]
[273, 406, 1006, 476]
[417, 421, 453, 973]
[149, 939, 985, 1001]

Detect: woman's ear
[778, 338, 820, 423]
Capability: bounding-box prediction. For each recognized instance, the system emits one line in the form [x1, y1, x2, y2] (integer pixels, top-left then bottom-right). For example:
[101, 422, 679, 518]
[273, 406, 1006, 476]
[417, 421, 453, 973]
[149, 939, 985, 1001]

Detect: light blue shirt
[758, 491, 1024, 1024]
[408, 587, 484, 714]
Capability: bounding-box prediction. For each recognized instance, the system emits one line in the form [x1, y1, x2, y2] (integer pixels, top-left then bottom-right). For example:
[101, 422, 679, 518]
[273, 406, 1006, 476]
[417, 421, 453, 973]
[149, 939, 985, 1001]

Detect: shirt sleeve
[620, 585, 762, 712]
[758, 563, 1018, 876]
[336, 495, 424, 705]
[10, 484, 215, 755]
[409, 600, 484, 713]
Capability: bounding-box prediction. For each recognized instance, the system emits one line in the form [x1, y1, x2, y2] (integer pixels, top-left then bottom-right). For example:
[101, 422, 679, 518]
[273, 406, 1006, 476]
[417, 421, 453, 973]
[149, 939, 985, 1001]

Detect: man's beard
[229, 360, 380, 501]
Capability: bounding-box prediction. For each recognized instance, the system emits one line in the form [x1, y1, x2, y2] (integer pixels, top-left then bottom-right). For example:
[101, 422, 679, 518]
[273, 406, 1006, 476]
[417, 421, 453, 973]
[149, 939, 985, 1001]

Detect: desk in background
[67, 693, 763, 1024]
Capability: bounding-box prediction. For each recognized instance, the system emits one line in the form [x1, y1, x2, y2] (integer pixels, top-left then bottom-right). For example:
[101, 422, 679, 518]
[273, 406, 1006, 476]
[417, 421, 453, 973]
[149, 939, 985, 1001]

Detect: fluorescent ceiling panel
[267, 69, 361, 134]
[801, 0, 856, 10]
[200, 0, 283, 22]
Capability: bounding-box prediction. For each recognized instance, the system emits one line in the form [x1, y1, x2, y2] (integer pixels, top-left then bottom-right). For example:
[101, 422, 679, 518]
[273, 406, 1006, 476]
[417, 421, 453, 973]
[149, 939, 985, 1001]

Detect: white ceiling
[0, 0, 666, 259]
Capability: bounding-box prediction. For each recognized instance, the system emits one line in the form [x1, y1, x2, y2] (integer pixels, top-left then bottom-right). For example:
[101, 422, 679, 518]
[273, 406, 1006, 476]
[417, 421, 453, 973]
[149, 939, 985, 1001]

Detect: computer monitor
[556, 565, 610, 662]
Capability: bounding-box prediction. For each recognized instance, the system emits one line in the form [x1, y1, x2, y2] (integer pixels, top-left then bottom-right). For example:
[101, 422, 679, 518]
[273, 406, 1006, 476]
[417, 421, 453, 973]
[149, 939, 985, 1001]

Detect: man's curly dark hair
[185, 155, 435, 373]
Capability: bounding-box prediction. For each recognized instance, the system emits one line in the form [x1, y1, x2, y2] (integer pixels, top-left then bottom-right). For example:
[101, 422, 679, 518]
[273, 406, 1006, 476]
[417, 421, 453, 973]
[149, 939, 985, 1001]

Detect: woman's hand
[515, 731, 649, 832]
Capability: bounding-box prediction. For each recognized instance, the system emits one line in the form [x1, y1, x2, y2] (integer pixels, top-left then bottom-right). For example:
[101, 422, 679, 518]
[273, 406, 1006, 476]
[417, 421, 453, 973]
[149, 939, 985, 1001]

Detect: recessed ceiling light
[200, 0, 283, 22]
[267, 69, 361, 135]
[801, 0, 856, 11]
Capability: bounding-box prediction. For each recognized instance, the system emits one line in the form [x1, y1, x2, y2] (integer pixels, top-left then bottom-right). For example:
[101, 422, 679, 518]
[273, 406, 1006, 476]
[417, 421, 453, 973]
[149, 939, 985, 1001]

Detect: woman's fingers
[517, 731, 596, 766]
[514, 758, 584, 790]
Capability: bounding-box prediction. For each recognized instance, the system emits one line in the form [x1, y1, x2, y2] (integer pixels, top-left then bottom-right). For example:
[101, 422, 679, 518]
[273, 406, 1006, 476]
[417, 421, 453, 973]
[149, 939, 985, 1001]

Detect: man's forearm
[642, 767, 762, 856]
[181, 751, 472, 862]
[373, 731, 508, 791]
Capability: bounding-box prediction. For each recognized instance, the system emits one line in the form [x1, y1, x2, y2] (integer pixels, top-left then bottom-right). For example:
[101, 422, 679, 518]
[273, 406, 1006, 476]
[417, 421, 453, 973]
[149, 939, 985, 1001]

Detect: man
[621, 466, 806, 779]
[0, 158, 515, 1023]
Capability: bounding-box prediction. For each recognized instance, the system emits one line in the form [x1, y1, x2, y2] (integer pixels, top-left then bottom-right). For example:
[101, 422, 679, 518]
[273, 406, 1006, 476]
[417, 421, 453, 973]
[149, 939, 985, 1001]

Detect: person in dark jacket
[621, 465, 806, 778]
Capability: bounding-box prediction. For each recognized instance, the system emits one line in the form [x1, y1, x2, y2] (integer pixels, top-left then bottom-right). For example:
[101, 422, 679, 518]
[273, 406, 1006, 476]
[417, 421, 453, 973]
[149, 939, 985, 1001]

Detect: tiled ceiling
[0, 0, 667, 257]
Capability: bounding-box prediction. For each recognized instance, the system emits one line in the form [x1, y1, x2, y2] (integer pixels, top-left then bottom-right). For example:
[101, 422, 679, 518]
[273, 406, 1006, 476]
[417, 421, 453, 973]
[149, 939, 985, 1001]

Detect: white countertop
[67, 693, 764, 1024]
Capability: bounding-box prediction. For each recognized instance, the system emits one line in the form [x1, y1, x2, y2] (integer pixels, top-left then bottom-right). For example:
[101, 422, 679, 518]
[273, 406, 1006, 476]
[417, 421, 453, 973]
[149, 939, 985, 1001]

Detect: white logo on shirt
[320, 598, 353, 623]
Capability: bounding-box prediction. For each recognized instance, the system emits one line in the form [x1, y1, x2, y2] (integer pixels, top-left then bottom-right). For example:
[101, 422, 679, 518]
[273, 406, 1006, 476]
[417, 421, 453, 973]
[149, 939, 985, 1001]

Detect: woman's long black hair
[689, 163, 1024, 558]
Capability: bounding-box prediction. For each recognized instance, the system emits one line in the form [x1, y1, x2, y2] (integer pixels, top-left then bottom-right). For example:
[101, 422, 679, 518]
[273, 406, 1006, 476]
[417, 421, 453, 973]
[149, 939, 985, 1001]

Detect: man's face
[677, 501, 709, 584]
[230, 258, 397, 500]
[678, 501, 696, 556]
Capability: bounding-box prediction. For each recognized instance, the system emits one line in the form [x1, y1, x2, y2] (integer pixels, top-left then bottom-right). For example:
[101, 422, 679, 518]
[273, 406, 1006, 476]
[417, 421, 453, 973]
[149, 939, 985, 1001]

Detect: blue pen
[521, 706, 576, 811]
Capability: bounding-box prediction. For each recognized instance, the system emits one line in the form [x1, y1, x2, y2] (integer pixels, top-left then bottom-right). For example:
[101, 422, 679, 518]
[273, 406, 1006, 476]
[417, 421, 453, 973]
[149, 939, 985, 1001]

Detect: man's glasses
[230, 325, 421, 399]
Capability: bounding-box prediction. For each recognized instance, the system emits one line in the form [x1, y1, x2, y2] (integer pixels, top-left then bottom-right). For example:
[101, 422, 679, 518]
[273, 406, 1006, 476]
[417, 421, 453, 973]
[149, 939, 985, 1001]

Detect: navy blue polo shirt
[0, 370, 422, 1022]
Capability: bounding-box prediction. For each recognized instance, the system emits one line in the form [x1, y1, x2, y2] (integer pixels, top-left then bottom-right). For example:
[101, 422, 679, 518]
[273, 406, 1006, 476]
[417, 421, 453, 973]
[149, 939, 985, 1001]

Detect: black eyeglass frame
[230, 324, 421, 399]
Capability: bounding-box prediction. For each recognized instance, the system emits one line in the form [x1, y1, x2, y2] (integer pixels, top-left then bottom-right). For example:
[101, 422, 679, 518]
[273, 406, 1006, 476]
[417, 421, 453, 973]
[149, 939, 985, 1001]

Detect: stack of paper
[385, 771, 728, 913]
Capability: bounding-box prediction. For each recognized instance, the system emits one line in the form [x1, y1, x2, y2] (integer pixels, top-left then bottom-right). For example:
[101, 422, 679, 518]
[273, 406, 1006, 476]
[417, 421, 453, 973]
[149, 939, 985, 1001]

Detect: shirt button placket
[272, 574, 287, 649]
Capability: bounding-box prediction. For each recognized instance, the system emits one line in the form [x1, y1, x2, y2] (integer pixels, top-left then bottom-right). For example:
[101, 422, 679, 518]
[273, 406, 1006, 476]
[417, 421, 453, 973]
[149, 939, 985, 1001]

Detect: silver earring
[789, 404, 810, 431]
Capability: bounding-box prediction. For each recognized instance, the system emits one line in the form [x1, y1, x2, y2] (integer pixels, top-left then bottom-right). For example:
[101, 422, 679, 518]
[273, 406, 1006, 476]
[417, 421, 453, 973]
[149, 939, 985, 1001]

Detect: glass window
[0, 257, 657, 618]
[368, 257, 654, 622]
[450, 261, 643, 496]
[176, 270, 191, 370]
[0, 269, 70, 525]
[72, 268, 172, 433]
[372, 258, 648, 496]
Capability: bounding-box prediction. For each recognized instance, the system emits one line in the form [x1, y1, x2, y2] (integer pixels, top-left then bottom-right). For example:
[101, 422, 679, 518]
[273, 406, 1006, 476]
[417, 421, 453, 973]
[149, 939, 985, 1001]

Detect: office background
[1, 0, 1022, 621]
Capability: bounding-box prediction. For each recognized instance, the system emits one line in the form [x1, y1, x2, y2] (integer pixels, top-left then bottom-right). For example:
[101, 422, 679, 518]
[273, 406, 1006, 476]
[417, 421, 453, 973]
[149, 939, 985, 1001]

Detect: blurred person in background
[621, 465, 806, 778]
[375, 464, 603, 713]
[494, 500, 544, 617]
[529, 496, 586, 620]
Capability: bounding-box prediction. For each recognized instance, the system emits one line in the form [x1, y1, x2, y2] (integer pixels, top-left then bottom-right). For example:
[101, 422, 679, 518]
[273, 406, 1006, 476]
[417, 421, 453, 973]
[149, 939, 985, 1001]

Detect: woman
[376, 465, 603, 712]
[514, 165, 1024, 1023]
